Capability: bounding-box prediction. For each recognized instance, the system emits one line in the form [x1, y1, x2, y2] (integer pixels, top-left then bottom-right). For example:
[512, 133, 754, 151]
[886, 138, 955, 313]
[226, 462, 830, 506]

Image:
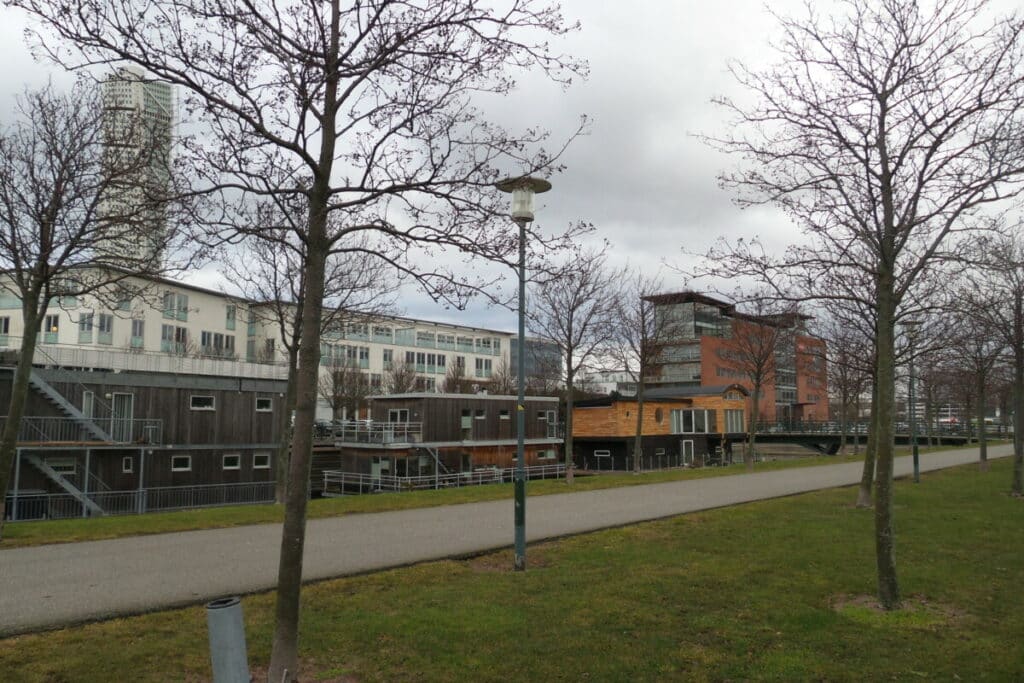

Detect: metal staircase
[28, 370, 111, 441]
[23, 453, 104, 516]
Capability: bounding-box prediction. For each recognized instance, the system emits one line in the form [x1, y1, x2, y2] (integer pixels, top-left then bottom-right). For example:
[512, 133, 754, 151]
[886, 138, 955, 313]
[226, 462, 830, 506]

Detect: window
[499, 409, 510, 420]
[670, 409, 712, 434]
[82, 391, 94, 418]
[594, 449, 611, 458]
[538, 449, 556, 460]
[475, 357, 492, 378]
[97, 313, 114, 344]
[122, 456, 134, 473]
[222, 454, 241, 470]
[255, 396, 273, 412]
[0, 317, 9, 335]
[475, 409, 485, 420]
[46, 457, 76, 476]
[382, 348, 393, 369]
[44, 314, 60, 333]
[161, 324, 188, 353]
[725, 409, 745, 433]
[655, 448, 666, 456]
[78, 311, 94, 342]
[163, 291, 189, 321]
[171, 455, 192, 472]
[225, 304, 236, 330]
[130, 319, 145, 347]
[253, 452, 271, 469]
[190, 395, 215, 411]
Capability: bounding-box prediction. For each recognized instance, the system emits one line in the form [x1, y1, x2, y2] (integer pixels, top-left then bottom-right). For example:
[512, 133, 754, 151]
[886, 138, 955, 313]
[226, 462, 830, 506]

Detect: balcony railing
[4, 416, 163, 444]
[319, 420, 423, 444]
[1, 337, 288, 380]
[323, 463, 566, 494]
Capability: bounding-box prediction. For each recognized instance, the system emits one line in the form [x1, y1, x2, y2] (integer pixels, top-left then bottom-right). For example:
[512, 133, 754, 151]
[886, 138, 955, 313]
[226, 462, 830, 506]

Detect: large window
[670, 409, 713, 434]
[163, 291, 189, 321]
[475, 357, 492, 378]
[725, 409, 745, 433]
[97, 313, 114, 344]
[78, 311, 94, 343]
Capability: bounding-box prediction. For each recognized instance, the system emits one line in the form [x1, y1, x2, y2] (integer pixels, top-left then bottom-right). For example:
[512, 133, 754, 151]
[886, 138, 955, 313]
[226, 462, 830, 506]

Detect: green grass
[1, 443, 987, 549]
[0, 450, 875, 549]
[2, 457, 1021, 682]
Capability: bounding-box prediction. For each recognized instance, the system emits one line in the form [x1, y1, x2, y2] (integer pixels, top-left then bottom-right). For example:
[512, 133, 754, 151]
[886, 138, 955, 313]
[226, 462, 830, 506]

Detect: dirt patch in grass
[230, 660, 360, 683]
[830, 594, 968, 630]
[465, 548, 551, 573]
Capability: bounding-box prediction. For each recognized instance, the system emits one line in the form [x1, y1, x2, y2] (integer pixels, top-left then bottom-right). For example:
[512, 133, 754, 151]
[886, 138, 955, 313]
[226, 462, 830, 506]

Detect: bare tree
[608, 268, 666, 473]
[223, 221, 397, 503]
[0, 81, 187, 541]
[384, 360, 419, 395]
[441, 360, 475, 394]
[487, 356, 517, 395]
[318, 360, 371, 421]
[817, 312, 873, 459]
[528, 247, 620, 483]
[717, 298, 793, 471]
[959, 233, 1024, 492]
[13, 1, 590, 675]
[703, 0, 1024, 609]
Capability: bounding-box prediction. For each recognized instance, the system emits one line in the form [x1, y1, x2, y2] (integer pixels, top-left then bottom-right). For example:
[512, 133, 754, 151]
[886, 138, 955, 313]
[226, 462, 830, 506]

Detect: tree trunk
[633, 378, 644, 474]
[873, 279, 900, 610]
[977, 369, 988, 472]
[1013, 347, 1023, 496]
[275, 352, 299, 504]
[746, 383, 759, 471]
[838, 391, 848, 454]
[855, 378, 878, 508]
[0, 296, 43, 542]
[565, 361, 575, 483]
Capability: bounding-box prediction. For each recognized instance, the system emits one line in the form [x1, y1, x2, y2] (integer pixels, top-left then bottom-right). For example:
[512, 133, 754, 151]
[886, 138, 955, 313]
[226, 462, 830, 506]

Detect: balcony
[7, 416, 163, 444]
[321, 420, 423, 445]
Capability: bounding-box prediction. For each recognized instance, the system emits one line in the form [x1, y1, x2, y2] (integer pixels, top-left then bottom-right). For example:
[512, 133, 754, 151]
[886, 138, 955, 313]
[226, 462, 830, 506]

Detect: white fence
[4, 481, 276, 521]
[323, 463, 566, 495]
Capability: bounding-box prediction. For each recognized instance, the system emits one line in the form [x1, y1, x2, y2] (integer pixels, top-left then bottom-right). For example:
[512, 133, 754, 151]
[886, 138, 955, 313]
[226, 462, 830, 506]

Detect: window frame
[255, 396, 273, 412]
[170, 455, 192, 472]
[253, 452, 271, 469]
[190, 395, 216, 411]
[222, 453, 241, 471]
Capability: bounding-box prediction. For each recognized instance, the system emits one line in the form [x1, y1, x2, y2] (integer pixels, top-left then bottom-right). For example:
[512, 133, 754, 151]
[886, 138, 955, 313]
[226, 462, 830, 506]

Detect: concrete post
[206, 596, 250, 683]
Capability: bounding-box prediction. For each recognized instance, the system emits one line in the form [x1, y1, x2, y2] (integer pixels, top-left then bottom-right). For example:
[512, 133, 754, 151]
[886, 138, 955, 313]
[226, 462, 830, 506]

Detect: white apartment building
[581, 370, 638, 396]
[0, 272, 517, 420]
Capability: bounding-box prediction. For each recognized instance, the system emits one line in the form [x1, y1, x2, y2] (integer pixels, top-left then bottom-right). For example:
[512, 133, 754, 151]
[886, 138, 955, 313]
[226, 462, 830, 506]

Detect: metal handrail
[322, 463, 566, 494]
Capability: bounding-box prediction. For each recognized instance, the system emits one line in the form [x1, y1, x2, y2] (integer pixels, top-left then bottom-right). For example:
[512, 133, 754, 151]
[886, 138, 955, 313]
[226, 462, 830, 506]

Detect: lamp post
[904, 320, 922, 484]
[496, 175, 551, 572]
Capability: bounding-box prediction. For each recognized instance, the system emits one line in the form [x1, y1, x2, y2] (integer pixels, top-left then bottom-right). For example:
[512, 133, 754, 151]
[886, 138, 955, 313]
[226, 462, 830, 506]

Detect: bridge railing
[754, 420, 1009, 437]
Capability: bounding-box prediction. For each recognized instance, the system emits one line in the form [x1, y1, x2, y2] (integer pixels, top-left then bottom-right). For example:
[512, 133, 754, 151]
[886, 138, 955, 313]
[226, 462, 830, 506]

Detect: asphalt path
[0, 444, 1013, 636]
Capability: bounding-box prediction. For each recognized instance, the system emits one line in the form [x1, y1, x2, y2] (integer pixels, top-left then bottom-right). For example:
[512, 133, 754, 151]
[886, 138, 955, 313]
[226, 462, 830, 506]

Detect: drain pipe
[206, 596, 250, 682]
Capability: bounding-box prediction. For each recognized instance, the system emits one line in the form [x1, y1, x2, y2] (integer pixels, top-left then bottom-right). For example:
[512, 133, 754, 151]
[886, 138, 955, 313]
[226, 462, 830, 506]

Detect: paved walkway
[0, 444, 1012, 636]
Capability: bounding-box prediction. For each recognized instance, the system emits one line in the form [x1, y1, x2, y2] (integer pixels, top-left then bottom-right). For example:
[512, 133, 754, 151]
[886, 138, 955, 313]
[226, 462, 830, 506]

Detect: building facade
[644, 292, 829, 423]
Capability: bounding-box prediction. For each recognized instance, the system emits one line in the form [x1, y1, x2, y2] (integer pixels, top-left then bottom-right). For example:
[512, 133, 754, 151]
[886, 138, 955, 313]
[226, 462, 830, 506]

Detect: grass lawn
[0, 450, 888, 549]
[1, 457, 1021, 682]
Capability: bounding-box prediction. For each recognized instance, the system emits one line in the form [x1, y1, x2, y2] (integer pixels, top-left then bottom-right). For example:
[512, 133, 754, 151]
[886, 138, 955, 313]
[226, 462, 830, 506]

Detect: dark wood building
[2, 363, 286, 520]
[314, 393, 563, 488]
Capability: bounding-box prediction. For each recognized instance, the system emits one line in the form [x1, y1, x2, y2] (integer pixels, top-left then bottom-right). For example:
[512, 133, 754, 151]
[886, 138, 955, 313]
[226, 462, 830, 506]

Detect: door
[111, 393, 134, 442]
[680, 439, 694, 466]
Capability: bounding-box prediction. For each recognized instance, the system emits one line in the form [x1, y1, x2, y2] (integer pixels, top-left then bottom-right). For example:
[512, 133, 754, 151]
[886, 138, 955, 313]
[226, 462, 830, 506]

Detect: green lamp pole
[496, 175, 551, 572]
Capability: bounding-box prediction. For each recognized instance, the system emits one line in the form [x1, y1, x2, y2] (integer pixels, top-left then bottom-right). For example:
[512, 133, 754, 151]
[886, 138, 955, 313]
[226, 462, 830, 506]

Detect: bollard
[206, 596, 251, 683]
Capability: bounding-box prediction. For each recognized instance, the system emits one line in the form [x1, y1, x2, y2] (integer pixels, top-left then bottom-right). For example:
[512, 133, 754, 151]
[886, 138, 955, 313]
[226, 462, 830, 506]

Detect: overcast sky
[1, 1, 1015, 333]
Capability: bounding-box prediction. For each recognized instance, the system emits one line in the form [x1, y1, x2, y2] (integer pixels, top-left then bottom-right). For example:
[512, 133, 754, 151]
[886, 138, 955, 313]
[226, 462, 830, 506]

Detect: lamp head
[495, 176, 552, 223]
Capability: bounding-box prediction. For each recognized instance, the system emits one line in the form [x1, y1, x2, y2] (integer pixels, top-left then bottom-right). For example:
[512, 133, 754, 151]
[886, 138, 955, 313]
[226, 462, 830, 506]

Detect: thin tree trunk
[839, 392, 848, 454]
[0, 297, 42, 542]
[633, 379, 645, 474]
[977, 370, 989, 472]
[746, 384, 759, 471]
[565, 362, 575, 483]
[275, 353, 299, 504]
[1013, 347, 1023, 496]
[874, 279, 900, 610]
[856, 378, 878, 508]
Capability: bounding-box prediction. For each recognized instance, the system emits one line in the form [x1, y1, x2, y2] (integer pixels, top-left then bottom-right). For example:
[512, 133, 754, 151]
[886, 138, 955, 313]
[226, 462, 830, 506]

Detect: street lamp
[904, 320, 922, 484]
[495, 175, 551, 572]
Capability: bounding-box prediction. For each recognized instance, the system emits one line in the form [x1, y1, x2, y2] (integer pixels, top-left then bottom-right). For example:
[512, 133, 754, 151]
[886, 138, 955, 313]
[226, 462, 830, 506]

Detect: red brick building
[644, 292, 829, 424]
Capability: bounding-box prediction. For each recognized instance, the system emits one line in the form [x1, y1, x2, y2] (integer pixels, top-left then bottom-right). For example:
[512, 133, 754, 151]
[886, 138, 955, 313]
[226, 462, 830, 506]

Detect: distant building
[580, 369, 638, 396]
[643, 291, 828, 423]
[510, 336, 562, 381]
[100, 67, 175, 268]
